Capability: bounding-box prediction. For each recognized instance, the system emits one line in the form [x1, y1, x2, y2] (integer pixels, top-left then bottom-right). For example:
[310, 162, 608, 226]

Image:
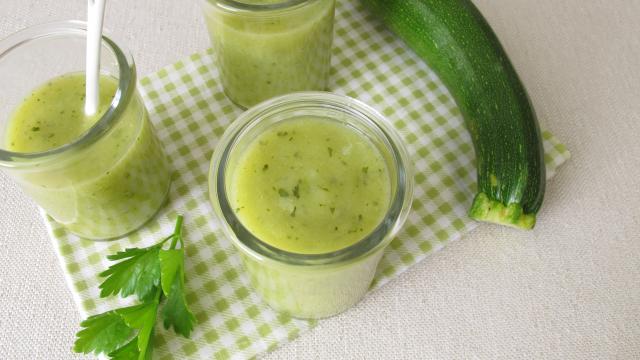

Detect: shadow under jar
[201, 0, 336, 109]
[0, 21, 171, 240]
[209, 92, 413, 319]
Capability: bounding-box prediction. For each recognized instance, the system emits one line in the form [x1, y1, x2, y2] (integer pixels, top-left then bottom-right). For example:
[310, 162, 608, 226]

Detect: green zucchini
[361, 0, 546, 229]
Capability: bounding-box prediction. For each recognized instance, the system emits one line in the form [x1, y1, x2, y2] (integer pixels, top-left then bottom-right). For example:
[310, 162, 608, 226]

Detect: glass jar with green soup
[201, 0, 336, 108]
[0, 22, 171, 240]
[210, 92, 413, 318]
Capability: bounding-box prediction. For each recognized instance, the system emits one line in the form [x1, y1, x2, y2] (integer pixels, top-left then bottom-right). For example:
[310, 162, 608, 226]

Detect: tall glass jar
[201, 0, 336, 108]
[209, 93, 413, 318]
[0, 21, 171, 240]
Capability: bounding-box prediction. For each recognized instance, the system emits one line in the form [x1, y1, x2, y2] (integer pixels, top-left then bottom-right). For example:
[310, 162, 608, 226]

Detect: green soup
[229, 117, 391, 254]
[203, 0, 335, 108]
[5, 73, 170, 239]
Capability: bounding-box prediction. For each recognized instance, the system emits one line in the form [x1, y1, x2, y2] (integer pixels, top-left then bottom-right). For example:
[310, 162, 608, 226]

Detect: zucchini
[361, 0, 545, 229]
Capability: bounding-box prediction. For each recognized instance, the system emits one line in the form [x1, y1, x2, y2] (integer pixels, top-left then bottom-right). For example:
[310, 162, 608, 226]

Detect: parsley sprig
[73, 215, 196, 359]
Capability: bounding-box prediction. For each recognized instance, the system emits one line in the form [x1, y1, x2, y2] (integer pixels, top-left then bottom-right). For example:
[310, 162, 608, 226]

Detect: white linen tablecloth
[0, 0, 638, 358]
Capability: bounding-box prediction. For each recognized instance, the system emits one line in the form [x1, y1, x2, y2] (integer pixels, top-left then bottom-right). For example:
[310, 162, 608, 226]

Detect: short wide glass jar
[201, 0, 336, 108]
[0, 22, 171, 240]
[209, 93, 413, 319]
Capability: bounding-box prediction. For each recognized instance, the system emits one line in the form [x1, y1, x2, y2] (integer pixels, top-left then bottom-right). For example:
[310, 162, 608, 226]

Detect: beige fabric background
[1, 0, 639, 359]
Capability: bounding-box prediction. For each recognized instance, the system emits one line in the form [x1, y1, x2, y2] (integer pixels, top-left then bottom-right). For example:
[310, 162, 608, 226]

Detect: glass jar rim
[0, 20, 135, 168]
[207, 0, 315, 13]
[209, 92, 414, 266]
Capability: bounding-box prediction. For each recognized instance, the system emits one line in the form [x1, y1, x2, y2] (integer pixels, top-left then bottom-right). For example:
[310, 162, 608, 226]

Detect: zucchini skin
[361, 0, 545, 229]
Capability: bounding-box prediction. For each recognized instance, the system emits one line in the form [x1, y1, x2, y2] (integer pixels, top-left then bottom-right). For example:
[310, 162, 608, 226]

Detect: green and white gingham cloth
[44, 1, 571, 359]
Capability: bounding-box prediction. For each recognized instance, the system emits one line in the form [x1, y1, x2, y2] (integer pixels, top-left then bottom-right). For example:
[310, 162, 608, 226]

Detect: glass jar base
[261, 289, 371, 320]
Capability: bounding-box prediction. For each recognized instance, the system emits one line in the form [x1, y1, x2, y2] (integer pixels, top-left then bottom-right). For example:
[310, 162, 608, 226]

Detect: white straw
[85, 0, 107, 116]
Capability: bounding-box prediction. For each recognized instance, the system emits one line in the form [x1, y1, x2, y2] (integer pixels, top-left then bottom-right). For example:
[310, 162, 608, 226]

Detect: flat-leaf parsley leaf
[73, 310, 133, 355]
[73, 215, 196, 359]
[99, 245, 162, 302]
[160, 249, 196, 337]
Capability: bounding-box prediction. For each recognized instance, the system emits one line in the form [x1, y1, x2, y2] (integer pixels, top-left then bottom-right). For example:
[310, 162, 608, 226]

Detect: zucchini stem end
[468, 193, 536, 230]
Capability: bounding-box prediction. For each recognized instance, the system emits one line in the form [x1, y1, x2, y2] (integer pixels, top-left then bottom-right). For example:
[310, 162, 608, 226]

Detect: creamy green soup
[203, 0, 335, 108]
[5, 74, 170, 239]
[229, 117, 391, 254]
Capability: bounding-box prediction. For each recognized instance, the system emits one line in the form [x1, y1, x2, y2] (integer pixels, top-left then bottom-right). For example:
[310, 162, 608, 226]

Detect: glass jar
[0, 21, 171, 240]
[209, 92, 413, 318]
[201, 0, 336, 108]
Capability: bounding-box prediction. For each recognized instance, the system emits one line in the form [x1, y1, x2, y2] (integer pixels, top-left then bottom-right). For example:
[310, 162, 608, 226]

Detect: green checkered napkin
[44, 1, 571, 359]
